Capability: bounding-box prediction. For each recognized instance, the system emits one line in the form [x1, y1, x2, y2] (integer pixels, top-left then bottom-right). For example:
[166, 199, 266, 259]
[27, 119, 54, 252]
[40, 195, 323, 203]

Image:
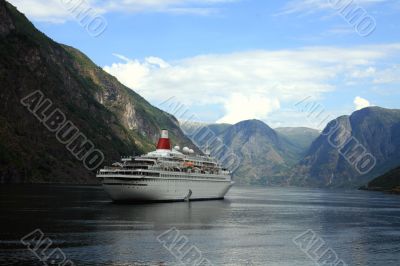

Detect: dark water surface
[1, 185, 400, 265]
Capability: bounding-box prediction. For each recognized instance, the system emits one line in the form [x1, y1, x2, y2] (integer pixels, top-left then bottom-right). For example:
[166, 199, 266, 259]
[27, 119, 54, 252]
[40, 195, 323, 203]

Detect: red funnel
[156, 129, 171, 150]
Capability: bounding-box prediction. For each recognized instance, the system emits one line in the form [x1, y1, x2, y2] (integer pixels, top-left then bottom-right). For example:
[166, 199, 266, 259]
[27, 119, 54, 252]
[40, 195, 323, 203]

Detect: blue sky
[10, 0, 400, 128]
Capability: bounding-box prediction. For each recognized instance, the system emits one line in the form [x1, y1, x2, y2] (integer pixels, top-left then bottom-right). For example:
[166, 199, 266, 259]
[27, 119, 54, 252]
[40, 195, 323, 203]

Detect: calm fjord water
[0, 185, 400, 266]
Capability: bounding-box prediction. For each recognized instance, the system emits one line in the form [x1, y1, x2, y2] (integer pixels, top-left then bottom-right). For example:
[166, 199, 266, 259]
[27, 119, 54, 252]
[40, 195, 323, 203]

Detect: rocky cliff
[289, 107, 400, 187]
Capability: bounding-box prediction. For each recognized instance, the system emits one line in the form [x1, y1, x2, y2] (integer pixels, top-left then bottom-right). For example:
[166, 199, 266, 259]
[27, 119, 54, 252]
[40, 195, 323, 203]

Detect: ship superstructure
[97, 130, 234, 202]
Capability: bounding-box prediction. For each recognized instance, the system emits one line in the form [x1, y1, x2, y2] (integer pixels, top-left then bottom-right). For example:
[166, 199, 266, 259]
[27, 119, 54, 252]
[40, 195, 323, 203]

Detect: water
[0, 185, 400, 266]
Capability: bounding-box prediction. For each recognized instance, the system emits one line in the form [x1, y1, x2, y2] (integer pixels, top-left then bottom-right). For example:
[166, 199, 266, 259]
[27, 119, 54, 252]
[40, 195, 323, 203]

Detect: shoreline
[359, 186, 400, 195]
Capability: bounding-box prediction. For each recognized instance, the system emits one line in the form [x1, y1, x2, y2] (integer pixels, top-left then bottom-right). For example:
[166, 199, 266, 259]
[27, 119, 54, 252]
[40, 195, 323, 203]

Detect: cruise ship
[97, 130, 234, 202]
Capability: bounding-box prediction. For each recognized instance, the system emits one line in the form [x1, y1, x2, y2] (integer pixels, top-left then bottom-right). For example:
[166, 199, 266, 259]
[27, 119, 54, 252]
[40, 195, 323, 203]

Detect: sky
[9, 0, 400, 129]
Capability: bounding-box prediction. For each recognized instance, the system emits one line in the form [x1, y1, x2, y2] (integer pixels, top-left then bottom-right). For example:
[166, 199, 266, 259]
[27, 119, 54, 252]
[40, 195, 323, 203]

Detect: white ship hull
[102, 177, 233, 202]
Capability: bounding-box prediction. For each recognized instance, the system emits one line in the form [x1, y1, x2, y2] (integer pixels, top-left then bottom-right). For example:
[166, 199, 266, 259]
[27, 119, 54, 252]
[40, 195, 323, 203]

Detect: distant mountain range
[181, 120, 319, 184]
[182, 107, 400, 188]
[0, 0, 197, 183]
[275, 127, 320, 151]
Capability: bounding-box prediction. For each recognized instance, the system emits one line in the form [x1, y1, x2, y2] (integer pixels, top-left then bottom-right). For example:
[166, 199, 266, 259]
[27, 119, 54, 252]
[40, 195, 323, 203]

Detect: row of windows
[159, 173, 226, 180]
[106, 179, 226, 184]
[100, 171, 159, 176]
[100, 171, 228, 181]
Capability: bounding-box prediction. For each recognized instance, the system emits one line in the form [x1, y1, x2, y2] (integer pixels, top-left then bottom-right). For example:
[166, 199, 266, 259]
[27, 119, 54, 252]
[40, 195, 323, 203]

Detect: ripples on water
[0, 185, 400, 265]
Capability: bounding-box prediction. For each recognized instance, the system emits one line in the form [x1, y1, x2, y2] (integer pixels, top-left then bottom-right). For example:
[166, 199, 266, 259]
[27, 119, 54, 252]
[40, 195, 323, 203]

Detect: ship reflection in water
[1, 185, 400, 265]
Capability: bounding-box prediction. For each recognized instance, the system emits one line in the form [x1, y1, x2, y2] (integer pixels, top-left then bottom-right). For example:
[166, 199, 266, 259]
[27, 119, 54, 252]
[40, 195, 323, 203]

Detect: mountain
[180, 121, 231, 138]
[182, 120, 306, 184]
[218, 120, 304, 184]
[275, 127, 320, 151]
[0, 0, 197, 184]
[362, 166, 400, 194]
[289, 107, 400, 188]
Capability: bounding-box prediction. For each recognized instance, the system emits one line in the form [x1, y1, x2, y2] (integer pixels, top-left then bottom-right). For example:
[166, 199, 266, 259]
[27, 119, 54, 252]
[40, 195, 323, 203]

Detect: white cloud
[103, 55, 152, 89]
[280, 0, 387, 15]
[8, 0, 234, 22]
[217, 93, 280, 124]
[348, 64, 400, 84]
[103, 54, 171, 89]
[354, 96, 371, 110]
[350, 66, 376, 78]
[8, 0, 72, 23]
[103, 44, 400, 125]
[373, 65, 400, 84]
